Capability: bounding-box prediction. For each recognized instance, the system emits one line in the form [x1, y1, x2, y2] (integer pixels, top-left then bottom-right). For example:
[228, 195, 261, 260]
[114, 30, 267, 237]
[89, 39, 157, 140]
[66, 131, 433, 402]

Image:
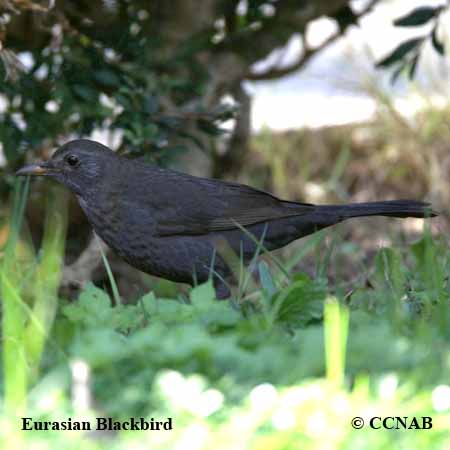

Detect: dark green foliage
[393, 6, 442, 27]
[269, 273, 327, 328]
[431, 25, 445, 55]
[0, 2, 235, 173]
[377, 4, 447, 83]
[0, 0, 406, 178]
[376, 38, 424, 68]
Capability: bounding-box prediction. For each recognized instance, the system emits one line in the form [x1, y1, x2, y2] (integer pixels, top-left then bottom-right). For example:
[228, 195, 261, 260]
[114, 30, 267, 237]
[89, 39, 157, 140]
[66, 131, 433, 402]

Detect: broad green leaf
[376, 38, 423, 68]
[93, 69, 121, 87]
[272, 274, 327, 327]
[72, 84, 96, 101]
[394, 7, 440, 27]
[63, 283, 113, 326]
[190, 280, 216, 304]
[431, 26, 445, 55]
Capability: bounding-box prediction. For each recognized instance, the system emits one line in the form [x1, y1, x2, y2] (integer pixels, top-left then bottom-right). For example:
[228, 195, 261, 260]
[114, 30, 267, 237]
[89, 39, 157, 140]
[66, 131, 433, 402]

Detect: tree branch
[246, 30, 341, 81]
[245, 0, 381, 81]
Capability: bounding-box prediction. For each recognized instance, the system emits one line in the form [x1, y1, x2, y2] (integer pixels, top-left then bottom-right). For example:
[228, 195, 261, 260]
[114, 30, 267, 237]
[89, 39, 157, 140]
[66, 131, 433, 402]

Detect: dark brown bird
[17, 139, 436, 299]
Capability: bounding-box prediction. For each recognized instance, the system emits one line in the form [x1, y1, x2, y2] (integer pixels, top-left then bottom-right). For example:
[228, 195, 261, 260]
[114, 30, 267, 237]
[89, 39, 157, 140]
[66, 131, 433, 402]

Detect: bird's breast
[77, 193, 157, 251]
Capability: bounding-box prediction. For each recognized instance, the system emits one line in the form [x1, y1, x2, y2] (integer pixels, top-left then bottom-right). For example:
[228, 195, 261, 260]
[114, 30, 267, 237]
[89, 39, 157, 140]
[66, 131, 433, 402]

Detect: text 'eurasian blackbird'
[17, 139, 437, 299]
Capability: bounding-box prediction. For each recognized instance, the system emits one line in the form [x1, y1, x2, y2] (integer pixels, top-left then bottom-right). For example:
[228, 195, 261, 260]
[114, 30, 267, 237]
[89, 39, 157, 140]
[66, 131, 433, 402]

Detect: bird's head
[16, 139, 118, 197]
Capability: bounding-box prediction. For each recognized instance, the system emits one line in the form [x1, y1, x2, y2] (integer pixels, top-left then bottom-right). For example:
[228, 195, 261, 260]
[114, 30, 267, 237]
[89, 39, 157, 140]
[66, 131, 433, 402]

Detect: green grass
[1, 180, 67, 423]
[0, 181, 449, 449]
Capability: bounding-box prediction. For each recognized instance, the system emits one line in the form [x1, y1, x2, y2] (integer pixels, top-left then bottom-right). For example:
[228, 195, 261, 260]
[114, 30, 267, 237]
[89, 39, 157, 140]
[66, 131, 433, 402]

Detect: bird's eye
[66, 155, 80, 167]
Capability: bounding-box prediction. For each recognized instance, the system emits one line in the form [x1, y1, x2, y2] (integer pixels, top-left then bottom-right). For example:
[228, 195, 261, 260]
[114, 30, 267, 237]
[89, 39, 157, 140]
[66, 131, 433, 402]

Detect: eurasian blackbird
[17, 139, 436, 299]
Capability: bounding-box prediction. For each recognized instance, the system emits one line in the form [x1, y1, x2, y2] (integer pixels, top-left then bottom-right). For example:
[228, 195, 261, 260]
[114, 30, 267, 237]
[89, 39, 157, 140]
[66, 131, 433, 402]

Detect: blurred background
[0, 1, 449, 449]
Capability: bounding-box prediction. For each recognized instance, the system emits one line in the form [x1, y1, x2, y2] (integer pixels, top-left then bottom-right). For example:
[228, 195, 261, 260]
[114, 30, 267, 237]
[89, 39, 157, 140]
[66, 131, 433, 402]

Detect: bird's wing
[146, 170, 315, 236]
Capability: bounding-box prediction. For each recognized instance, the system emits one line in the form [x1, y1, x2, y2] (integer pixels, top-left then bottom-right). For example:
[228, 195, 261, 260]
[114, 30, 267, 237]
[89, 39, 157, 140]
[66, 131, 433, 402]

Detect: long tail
[318, 200, 437, 219]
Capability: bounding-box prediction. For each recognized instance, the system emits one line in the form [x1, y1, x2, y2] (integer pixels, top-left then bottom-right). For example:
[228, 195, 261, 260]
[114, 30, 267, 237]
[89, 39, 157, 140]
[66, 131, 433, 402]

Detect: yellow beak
[16, 163, 51, 176]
